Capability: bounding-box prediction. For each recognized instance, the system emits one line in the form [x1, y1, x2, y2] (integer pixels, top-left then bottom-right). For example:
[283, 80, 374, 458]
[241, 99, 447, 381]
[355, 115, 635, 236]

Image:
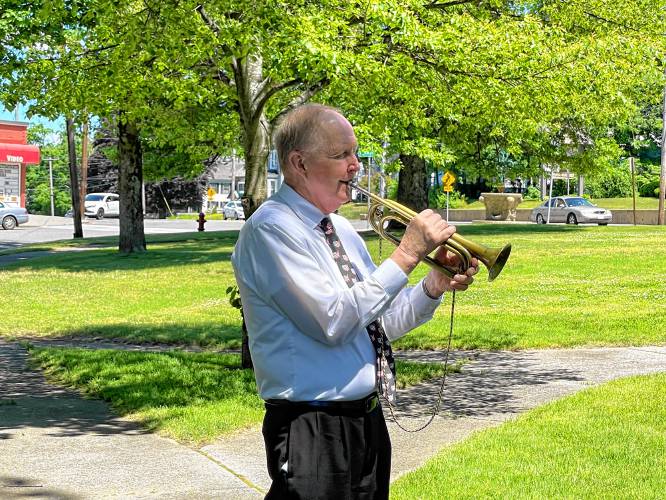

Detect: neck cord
[381, 289, 456, 432]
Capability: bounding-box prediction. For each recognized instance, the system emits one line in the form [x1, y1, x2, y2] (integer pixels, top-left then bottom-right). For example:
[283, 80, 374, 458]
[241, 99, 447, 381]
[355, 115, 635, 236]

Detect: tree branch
[271, 78, 329, 127]
[427, 0, 478, 10]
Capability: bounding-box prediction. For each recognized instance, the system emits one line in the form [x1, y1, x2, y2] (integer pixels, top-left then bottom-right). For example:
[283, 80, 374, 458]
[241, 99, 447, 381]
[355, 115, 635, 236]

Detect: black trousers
[262, 396, 391, 500]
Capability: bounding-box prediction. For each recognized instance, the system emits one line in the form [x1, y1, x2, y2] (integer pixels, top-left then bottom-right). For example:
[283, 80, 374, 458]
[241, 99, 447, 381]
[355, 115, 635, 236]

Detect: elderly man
[231, 104, 477, 499]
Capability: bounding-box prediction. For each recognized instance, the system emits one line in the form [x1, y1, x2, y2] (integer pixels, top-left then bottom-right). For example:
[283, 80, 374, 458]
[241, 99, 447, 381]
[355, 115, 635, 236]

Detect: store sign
[6, 155, 24, 163]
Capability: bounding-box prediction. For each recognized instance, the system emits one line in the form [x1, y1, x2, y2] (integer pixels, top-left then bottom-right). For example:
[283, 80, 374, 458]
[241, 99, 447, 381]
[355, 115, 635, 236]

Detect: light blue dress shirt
[231, 184, 442, 401]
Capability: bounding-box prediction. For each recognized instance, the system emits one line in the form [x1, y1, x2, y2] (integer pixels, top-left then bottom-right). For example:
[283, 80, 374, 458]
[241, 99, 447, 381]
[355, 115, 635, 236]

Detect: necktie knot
[319, 217, 333, 235]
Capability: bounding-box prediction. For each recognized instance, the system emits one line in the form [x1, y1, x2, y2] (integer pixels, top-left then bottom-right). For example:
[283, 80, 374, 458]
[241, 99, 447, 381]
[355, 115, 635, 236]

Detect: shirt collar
[275, 183, 328, 230]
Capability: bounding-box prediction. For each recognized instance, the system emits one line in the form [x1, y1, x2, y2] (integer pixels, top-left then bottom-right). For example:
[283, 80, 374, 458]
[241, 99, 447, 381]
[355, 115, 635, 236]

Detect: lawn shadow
[0, 231, 240, 272]
[22, 320, 244, 349]
[0, 340, 148, 439]
[391, 350, 585, 420]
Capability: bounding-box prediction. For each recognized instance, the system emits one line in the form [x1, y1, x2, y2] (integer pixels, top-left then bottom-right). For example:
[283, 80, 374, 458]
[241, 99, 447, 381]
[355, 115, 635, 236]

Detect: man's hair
[274, 103, 341, 170]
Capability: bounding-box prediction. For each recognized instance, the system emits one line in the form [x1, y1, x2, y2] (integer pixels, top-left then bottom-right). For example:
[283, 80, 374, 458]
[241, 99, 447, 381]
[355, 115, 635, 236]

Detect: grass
[390, 373, 666, 499]
[28, 346, 456, 444]
[168, 213, 226, 220]
[1, 225, 665, 350]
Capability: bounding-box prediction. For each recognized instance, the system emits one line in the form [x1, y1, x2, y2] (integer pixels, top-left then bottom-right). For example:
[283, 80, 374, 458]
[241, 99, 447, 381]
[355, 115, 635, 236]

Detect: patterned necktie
[319, 217, 397, 402]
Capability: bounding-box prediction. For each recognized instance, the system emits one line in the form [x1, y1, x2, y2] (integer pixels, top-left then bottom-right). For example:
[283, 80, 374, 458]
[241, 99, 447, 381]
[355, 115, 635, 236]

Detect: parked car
[222, 200, 245, 220]
[531, 196, 612, 225]
[84, 193, 120, 219]
[0, 201, 29, 230]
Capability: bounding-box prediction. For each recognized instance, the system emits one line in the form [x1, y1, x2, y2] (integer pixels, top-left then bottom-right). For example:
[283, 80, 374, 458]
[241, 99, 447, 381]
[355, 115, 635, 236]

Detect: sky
[0, 103, 63, 130]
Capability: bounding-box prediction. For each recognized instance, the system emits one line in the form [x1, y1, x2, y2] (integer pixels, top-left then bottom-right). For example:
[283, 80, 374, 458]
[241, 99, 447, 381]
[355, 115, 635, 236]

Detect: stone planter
[478, 193, 523, 221]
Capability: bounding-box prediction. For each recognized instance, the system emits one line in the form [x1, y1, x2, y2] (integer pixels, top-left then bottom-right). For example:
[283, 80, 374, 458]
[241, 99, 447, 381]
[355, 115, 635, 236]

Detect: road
[0, 215, 246, 249]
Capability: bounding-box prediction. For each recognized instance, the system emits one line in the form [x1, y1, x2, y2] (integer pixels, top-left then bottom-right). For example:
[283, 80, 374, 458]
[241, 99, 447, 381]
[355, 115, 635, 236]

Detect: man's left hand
[423, 247, 479, 297]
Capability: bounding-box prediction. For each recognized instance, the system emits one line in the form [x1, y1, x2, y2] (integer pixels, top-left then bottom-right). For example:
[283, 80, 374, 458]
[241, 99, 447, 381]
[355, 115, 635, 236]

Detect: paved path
[1, 340, 665, 499]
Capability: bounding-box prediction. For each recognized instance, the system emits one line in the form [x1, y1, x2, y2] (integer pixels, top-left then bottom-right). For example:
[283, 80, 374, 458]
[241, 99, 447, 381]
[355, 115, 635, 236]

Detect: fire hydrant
[197, 212, 207, 232]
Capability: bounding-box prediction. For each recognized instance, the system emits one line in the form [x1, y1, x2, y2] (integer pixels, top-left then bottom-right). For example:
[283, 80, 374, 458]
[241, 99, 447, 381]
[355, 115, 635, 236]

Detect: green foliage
[585, 165, 633, 198]
[430, 189, 468, 209]
[25, 127, 72, 215]
[523, 185, 541, 200]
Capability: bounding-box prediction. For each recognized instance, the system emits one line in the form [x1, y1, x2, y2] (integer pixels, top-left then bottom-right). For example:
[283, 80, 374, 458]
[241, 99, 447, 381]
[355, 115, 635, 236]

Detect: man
[231, 104, 478, 499]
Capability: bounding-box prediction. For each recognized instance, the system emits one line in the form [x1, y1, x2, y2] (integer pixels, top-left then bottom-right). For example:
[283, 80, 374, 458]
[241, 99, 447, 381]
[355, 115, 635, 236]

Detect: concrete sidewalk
[1, 340, 665, 499]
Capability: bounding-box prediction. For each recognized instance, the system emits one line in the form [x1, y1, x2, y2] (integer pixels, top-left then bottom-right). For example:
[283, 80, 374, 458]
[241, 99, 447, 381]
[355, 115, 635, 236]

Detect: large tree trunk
[397, 154, 429, 211]
[118, 119, 146, 253]
[234, 52, 270, 221]
[66, 117, 83, 238]
[233, 53, 271, 369]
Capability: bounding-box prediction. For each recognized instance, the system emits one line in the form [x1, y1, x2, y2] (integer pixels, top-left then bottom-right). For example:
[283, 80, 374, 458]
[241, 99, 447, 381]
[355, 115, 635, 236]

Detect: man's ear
[287, 150, 307, 175]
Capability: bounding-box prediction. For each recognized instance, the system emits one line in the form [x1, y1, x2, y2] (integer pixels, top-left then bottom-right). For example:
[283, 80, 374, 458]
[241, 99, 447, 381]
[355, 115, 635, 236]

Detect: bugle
[348, 182, 511, 281]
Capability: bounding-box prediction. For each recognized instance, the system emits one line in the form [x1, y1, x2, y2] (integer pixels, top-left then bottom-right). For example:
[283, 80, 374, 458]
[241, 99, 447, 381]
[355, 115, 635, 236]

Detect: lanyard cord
[382, 289, 456, 433]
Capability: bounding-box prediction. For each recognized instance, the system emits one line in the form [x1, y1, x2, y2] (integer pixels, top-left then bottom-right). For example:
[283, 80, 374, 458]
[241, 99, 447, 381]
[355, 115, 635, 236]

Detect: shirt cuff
[416, 278, 444, 306]
[372, 257, 409, 297]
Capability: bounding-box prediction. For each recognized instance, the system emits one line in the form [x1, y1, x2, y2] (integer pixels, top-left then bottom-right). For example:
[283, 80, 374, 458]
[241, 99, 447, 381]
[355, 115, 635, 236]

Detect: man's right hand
[390, 209, 456, 275]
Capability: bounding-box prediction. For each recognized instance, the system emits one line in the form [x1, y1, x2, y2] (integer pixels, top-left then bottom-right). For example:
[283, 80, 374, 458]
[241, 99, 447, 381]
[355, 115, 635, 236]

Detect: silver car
[222, 200, 245, 220]
[531, 196, 612, 225]
[0, 201, 29, 230]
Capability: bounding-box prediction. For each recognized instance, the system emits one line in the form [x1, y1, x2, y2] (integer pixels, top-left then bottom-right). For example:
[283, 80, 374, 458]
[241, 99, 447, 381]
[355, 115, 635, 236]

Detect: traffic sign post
[441, 171, 456, 221]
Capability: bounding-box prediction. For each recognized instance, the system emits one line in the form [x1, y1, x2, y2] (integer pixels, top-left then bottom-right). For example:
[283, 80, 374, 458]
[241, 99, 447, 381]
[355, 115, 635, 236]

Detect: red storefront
[0, 121, 41, 207]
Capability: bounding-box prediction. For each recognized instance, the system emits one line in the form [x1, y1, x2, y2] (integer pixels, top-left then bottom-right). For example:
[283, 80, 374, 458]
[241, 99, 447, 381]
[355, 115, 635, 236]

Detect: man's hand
[390, 209, 456, 275]
[423, 247, 479, 298]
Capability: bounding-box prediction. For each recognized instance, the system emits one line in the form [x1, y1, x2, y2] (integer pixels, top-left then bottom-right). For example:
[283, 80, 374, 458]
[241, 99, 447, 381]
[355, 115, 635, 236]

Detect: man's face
[299, 112, 360, 214]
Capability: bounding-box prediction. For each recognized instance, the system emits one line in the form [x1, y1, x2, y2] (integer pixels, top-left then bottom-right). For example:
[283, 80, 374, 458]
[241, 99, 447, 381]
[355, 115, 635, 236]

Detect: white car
[84, 193, 120, 219]
[531, 196, 612, 225]
[223, 200, 245, 220]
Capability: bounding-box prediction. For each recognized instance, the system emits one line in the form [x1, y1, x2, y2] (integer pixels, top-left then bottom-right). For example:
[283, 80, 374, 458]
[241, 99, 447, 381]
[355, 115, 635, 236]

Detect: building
[0, 121, 41, 207]
[204, 151, 281, 211]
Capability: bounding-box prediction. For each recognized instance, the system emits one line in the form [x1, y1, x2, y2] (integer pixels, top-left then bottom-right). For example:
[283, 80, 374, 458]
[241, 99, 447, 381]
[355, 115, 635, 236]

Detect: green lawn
[1, 225, 665, 350]
[28, 346, 457, 444]
[465, 196, 661, 210]
[391, 373, 666, 499]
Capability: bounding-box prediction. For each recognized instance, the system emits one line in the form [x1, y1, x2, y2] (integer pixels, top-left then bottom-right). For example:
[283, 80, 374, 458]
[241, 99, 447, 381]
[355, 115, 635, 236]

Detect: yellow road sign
[207, 187, 216, 200]
[443, 185, 454, 192]
[442, 171, 456, 187]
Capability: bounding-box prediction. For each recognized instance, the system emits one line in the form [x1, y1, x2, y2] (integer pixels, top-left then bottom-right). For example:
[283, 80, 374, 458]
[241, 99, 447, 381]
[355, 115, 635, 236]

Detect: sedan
[531, 196, 612, 225]
[223, 200, 245, 220]
[0, 201, 29, 230]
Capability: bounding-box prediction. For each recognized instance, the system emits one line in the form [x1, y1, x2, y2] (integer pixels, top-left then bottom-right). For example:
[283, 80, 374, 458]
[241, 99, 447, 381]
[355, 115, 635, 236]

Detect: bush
[636, 174, 660, 198]
[431, 189, 467, 209]
[523, 185, 541, 200]
[585, 167, 632, 198]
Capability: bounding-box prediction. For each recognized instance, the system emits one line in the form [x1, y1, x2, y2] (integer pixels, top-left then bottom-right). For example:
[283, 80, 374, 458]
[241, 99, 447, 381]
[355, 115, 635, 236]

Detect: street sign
[442, 170, 456, 186]
[443, 185, 454, 192]
[358, 151, 374, 158]
[207, 187, 216, 200]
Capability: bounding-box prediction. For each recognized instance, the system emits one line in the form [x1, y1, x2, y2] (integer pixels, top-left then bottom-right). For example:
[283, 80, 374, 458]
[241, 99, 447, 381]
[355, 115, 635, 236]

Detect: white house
[204, 151, 282, 211]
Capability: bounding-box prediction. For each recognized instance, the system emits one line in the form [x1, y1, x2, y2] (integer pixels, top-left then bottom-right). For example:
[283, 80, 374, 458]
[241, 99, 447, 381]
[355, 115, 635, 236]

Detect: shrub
[431, 189, 467, 208]
[523, 185, 541, 200]
[585, 167, 632, 198]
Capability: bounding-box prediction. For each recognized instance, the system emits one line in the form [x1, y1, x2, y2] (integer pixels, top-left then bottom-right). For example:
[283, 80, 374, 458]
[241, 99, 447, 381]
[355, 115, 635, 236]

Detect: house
[204, 151, 282, 211]
[0, 121, 41, 207]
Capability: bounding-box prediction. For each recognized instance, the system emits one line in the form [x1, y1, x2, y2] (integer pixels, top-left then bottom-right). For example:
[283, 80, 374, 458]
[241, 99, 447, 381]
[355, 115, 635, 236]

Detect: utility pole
[630, 157, 637, 226]
[657, 79, 666, 226]
[79, 119, 89, 218]
[231, 149, 237, 200]
[45, 158, 56, 216]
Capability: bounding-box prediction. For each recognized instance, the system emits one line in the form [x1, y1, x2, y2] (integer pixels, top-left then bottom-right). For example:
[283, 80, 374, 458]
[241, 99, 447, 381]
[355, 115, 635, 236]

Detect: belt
[265, 392, 380, 414]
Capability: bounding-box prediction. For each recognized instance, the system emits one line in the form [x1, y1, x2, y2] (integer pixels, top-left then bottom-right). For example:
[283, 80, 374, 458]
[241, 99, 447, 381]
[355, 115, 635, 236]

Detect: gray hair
[273, 104, 341, 171]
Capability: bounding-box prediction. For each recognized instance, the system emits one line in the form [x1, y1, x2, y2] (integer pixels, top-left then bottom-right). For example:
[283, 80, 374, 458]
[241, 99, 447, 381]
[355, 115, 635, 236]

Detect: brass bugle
[348, 182, 511, 281]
